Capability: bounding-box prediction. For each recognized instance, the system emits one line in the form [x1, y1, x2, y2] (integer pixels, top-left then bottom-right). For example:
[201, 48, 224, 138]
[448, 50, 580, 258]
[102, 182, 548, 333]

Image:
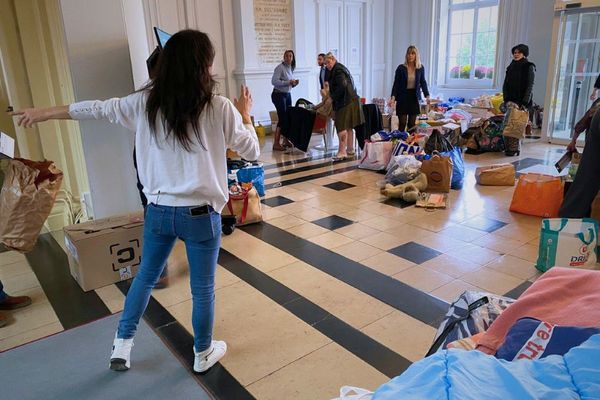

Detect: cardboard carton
[64, 212, 144, 291]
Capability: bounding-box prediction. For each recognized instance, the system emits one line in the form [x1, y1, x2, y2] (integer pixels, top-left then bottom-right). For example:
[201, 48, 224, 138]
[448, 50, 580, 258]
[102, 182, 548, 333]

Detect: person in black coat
[390, 45, 430, 132]
[502, 44, 536, 156]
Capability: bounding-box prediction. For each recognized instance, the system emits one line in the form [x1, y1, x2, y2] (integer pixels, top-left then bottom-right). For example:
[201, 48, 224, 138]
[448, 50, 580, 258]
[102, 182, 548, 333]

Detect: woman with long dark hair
[502, 43, 536, 156]
[390, 45, 430, 132]
[12, 30, 259, 373]
[271, 49, 298, 151]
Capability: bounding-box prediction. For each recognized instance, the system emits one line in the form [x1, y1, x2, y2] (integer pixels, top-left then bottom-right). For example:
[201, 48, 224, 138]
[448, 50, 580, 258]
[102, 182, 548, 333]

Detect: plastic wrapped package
[384, 155, 422, 186]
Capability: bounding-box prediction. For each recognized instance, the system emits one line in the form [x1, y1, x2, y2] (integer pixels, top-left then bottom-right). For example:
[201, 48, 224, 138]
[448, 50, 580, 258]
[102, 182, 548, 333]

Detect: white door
[547, 9, 600, 144]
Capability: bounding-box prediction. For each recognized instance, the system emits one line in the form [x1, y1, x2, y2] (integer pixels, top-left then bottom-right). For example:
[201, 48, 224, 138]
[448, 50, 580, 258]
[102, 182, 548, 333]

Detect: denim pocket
[181, 211, 221, 243]
[146, 204, 165, 235]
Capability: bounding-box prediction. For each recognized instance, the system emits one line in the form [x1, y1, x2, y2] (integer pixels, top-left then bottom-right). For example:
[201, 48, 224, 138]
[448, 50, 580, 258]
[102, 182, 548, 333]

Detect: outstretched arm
[11, 105, 71, 128]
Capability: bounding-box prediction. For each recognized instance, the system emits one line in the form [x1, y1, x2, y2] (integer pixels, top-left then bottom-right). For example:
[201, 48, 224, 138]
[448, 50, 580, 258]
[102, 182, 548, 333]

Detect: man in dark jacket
[560, 107, 600, 218]
[502, 43, 536, 156]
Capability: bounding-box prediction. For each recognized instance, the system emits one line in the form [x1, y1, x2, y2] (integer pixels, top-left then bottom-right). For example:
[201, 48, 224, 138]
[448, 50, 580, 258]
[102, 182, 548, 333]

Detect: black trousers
[559, 110, 600, 218]
[271, 91, 292, 129]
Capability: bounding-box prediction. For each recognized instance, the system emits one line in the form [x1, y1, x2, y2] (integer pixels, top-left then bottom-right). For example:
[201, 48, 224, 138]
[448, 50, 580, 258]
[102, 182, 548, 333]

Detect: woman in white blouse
[12, 30, 259, 374]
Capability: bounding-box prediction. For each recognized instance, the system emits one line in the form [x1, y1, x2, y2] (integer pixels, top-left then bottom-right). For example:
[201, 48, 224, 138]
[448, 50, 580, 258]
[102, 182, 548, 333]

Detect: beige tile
[393, 266, 454, 293]
[430, 280, 483, 303]
[420, 254, 481, 278]
[282, 190, 317, 202]
[0, 322, 63, 352]
[215, 266, 241, 290]
[476, 233, 527, 254]
[247, 342, 388, 400]
[361, 252, 415, 276]
[414, 233, 475, 254]
[360, 231, 413, 250]
[313, 202, 354, 214]
[261, 206, 288, 221]
[335, 223, 381, 240]
[95, 285, 125, 313]
[221, 230, 298, 272]
[0, 259, 33, 280]
[507, 243, 539, 263]
[287, 222, 331, 239]
[484, 255, 539, 280]
[0, 251, 27, 266]
[270, 261, 395, 328]
[383, 225, 435, 243]
[493, 224, 540, 243]
[330, 241, 383, 262]
[439, 225, 488, 243]
[0, 301, 60, 340]
[308, 231, 355, 249]
[361, 311, 437, 362]
[461, 267, 524, 295]
[361, 215, 406, 231]
[275, 201, 314, 215]
[291, 208, 332, 222]
[446, 245, 502, 266]
[169, 281, 331, 386]
[0, 271, 40, 293]
[151, 273, 192, 308]
[409, 215, 457, 233]
[266, 215, 306, 229]
[336, 209, 380, 222]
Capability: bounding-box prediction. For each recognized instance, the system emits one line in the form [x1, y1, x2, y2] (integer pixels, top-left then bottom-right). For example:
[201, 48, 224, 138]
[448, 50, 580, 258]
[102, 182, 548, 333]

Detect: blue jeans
[117, 203, 222, 352]
[272, 91, 292, 129]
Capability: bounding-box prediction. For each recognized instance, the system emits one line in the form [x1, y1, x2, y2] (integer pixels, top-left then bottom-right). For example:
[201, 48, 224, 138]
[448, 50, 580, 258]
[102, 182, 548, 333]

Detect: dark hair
[284, 50, 296, 71]
[318, 53, 326, 58]
[145, 30, 216, 152]
[511, 44, 529, 58]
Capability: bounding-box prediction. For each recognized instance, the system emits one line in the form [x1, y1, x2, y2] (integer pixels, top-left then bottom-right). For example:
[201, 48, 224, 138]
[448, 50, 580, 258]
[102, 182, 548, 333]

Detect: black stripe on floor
[262, 151, 337, 171]
[218, 249, 412, 377]
[115, 281, 255, 400]
[267, 164, 359, 190]
[504, 280, 533, 299]
[264, 156, 357, 179]
[25, 233, 111, 329]
[241, 223, 449, 327]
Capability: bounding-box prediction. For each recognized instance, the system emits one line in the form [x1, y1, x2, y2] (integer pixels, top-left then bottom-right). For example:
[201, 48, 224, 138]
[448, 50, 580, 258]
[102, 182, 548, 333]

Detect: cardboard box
[64, 212, 144, 291]
[269, 110, 278, 124]
[1, 131, 15, 159]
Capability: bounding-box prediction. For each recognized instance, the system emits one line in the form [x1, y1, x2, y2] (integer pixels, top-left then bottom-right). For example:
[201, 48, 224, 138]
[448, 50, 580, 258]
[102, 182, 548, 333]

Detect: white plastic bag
[536, 218, 599, 272]
[384, 155, 422, 185]
[331, 386, 373, 400]
[358, 141, 394, 171]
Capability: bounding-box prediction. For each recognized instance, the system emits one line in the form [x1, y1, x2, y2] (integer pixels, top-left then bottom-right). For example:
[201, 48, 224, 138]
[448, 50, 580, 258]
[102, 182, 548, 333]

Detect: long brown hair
[145, 30, 216, 151]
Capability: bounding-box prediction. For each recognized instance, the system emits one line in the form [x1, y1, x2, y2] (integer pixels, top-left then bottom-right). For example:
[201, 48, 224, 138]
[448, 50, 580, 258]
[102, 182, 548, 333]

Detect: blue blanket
[373, 334, 600, 399]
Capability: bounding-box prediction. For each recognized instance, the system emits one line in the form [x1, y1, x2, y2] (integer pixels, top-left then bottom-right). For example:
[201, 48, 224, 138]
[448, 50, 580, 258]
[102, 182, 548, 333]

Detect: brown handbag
[420, 152, 453, 193]
[502, 105, 529, 139]
[222, 184, 263, 226]
[475, 164, 516, 186]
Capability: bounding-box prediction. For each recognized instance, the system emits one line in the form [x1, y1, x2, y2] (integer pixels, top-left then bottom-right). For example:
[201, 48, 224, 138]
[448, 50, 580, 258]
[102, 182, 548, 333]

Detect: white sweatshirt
[69, 91, 260, 212]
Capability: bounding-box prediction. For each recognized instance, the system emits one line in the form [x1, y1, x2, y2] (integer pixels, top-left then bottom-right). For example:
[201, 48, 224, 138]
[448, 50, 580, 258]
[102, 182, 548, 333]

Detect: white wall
[60, 0, 141, 218]
[528, 0, 556, 105]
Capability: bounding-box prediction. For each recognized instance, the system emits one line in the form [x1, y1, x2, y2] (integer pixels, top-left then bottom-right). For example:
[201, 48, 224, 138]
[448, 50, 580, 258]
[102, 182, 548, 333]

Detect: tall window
[440, 0, 499, 85]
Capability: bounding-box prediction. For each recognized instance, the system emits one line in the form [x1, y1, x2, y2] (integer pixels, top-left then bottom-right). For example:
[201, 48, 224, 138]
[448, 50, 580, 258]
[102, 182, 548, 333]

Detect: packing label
[119, 266, 133, 281]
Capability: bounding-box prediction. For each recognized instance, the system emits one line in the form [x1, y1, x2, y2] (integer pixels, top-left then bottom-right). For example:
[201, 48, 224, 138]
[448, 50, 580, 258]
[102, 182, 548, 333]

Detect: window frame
[436, 0, 500, 89]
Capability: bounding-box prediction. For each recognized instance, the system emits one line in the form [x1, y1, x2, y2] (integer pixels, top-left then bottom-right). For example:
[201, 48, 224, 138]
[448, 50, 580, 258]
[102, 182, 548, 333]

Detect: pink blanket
[477, 267, 600, 354]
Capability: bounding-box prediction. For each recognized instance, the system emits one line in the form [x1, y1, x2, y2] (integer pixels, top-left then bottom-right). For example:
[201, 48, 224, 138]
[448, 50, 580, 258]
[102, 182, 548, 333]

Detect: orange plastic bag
[509, 173, 563, 218]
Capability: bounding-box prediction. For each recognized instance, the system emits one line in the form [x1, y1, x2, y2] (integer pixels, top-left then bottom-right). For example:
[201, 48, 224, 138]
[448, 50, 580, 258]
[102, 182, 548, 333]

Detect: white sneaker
[110, 337, 134, 371]
[193, 340, 227, 373]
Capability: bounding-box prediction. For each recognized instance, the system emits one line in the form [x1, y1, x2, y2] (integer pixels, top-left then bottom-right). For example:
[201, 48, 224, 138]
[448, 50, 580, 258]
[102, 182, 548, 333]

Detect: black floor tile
[261, 196, 294, 207]
[463, 216, 507, 233]
[25, 233, 111, 329]
[241, 223, 449, 327]
[218, 249, 412, 377]
[323, 181, 356, 191]
[383, 197, 415, 209]
[504, 281, 533, 299]
[312, 215, 355, 230]
[388, 242, 442, 265]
